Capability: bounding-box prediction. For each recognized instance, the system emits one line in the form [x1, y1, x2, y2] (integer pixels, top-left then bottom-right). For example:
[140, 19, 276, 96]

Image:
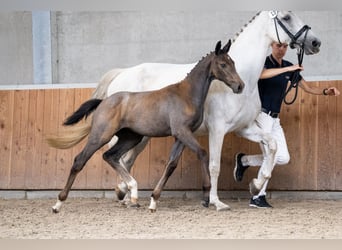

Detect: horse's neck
[229, 12, 272, 95]
[183, 56, 212, 105]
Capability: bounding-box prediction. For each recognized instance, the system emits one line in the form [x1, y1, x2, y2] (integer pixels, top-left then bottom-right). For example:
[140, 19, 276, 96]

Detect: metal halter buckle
[268, 11, 278, 19]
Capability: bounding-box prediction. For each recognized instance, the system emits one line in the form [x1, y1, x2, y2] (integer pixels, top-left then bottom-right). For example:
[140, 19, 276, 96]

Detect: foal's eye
[220, 63, 226, 68]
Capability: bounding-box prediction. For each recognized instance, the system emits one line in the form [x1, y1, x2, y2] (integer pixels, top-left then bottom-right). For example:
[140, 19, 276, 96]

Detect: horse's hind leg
[149, 140, 185, 212]
[115, 136, 150, 202]
[52, 140, 107, 213]
[52, 114, 120, 213]
[103, 129, 144, 207]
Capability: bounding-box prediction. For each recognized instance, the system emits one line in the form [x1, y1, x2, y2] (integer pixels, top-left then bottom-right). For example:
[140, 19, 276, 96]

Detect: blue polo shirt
[258, 54, 302, 113]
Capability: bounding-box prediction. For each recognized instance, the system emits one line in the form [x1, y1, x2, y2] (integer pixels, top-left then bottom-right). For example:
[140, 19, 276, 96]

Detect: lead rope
[283, 28, 308, 105]
[272, 17, 310, 105]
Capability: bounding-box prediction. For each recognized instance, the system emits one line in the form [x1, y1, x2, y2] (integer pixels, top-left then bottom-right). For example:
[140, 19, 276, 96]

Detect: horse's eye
[283, 15, 291, 21]
[220, 63, 226, 68]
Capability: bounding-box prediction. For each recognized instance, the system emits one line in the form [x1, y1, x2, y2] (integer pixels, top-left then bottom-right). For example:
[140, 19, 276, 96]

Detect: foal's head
[211, 40, 244, 94]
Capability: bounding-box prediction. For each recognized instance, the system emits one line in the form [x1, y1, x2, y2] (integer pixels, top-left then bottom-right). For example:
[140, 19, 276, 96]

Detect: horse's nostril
[312, 40, 321, 48]
[238, 84, 243, 93]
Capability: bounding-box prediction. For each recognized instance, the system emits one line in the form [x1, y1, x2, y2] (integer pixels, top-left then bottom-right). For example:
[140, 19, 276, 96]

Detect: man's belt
[261, 108, 279, 118]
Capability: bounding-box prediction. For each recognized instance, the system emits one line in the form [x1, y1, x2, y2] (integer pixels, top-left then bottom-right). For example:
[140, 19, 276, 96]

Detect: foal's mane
[232, 11, 261, 43]
[186, 51, 215, 78]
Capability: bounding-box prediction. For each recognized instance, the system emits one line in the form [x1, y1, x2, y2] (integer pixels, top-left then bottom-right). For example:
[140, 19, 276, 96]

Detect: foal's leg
[177, 132, 210, 207]
[52, 139, 108, 213]
[149, 129, 211, 212]
[103, 129, 144, 207]
[149, 140, 185, 212]
[115, 136, 150, 201]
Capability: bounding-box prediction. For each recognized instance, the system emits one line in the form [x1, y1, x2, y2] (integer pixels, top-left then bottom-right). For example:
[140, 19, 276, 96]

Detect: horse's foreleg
[207, 129, 230, 211]
[116, 136, 150, 202]
[176, 130, 211, 208]
[149, 140, 185, 212]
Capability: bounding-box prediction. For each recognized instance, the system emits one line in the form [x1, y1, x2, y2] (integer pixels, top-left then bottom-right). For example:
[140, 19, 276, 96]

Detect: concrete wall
[0, 12, 33, 85]
[1, 11, 342, 85]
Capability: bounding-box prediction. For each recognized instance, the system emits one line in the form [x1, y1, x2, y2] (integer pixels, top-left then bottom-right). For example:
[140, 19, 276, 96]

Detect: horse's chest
[184, 106, 204, 129]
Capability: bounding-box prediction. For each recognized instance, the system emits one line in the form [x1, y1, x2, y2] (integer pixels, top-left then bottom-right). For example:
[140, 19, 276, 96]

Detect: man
[234, 41, 340, 208]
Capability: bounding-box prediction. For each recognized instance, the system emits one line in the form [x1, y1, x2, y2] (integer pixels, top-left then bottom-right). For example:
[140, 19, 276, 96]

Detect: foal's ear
[215, 41, 222, 55]
[222, 39, 232, 54]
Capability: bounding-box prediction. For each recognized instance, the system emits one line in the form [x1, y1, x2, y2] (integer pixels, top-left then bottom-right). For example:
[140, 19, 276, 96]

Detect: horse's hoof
[52, 200, 63, 213]
[128, 203, 141, 209]
[217, 206, 231, 211]
[201, 200, 209, 208]
[249, 179, 261, 195]
[149, 197, 157, 212]
[216, 203, 231, 211]
[52, 207, 59, 213]
[115, 188, 127, 201]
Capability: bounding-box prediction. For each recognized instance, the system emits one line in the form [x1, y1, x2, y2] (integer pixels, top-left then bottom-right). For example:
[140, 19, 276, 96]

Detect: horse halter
[269, 11, 311, 105]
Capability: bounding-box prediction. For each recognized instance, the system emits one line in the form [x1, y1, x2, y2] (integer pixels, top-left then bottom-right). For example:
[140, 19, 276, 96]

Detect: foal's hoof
[52, 207, 59, 214]
[149, 208, 156, 213]
[115, 189, 127, 201]
[201, 200, 209, 208]
[52, 200, 63, 214]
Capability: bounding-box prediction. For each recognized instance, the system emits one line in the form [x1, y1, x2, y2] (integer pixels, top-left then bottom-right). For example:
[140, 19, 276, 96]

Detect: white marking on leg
[118, 181, 128, 193]
[148, 197, 157, 212]
[127, 179, 138, 203]
[52, 199, 63, 213]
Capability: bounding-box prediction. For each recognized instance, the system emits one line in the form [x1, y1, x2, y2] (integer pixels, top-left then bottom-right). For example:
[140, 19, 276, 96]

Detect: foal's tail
[63, 99, 102, 125]
[46, 99, 102, 149]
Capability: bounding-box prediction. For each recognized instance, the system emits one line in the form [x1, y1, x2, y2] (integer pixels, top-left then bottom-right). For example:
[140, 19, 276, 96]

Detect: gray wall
[1, 11, 342, 86]
[0, 12, 33, 85]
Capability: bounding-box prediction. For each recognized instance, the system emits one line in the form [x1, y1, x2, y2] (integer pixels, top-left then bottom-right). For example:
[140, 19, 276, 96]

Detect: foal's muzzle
[232, 81, 244, 94]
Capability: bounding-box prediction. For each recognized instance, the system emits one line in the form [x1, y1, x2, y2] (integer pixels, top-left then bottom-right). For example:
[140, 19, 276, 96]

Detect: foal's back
[93, 79, 195, 137]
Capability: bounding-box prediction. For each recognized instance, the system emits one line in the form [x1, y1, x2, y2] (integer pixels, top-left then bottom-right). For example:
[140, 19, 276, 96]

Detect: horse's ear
[215, 41, 222, 55]
[222, 39, 232, 54]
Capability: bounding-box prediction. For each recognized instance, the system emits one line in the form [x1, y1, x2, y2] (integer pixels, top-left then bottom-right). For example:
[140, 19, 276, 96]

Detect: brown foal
[47, 40, 244, 212]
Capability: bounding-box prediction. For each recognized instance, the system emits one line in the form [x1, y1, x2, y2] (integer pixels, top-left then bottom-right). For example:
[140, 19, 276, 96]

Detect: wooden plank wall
[0, 81, 341, 191]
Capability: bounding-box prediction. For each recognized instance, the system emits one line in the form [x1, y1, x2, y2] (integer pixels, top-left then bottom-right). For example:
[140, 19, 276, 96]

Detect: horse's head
[267, 11, 321, 55]
[212, 40, 244, 94]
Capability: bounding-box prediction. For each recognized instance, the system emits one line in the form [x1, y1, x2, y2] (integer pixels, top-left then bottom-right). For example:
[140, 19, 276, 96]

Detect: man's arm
[260, 64, 303, 79]
[299, 79, 340, 96]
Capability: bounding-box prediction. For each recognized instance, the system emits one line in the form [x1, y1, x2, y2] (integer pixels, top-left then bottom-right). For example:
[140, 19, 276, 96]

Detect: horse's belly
[229, 102, 260, 130]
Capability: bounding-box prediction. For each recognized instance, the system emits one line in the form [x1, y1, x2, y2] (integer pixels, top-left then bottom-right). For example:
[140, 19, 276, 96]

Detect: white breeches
[244, 112, 290, 197]
[245, 111, 290, 167]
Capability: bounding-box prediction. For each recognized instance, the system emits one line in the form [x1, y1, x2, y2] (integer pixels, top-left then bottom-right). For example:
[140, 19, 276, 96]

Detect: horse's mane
[232, 11, 261, 43]
[186, 11, 262, 78]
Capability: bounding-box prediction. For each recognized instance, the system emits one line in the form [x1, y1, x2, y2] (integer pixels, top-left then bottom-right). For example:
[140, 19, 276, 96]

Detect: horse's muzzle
[233, 81, 244, 94]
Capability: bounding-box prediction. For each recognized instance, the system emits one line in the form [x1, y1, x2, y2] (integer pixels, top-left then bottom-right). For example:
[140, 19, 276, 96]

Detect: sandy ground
[0, 197, 341, 239]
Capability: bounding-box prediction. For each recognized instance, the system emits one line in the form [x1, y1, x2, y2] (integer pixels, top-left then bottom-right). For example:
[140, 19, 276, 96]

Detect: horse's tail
[46, 99, 102, 149]
[92, 68, 124, 99]
[64, 99, 102, 125]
